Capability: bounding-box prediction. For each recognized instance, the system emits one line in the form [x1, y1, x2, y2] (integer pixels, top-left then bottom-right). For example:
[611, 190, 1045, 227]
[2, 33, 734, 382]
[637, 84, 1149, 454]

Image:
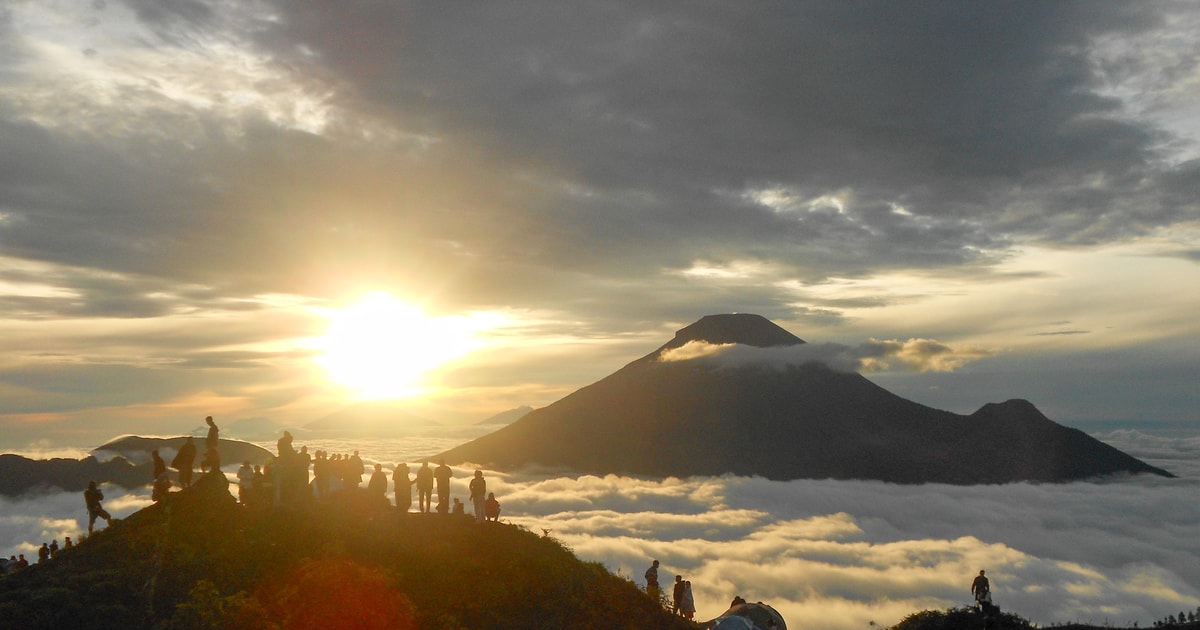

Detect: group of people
[218, 433, 505, 524]
[643, 560, 696, 618]
[0, 536, 74, 577]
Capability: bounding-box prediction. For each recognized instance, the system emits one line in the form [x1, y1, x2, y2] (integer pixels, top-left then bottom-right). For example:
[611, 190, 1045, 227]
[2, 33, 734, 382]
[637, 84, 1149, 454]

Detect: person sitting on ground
[84, 480, 112, 534]
[484, 492, 501, 522]
[452, 498, 465, 515]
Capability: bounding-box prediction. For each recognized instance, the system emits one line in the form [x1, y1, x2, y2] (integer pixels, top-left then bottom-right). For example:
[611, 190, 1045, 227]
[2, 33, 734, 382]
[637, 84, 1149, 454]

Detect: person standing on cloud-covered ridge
[434, 459, 453, 514]
[84, 480, 112, 534]
[645, 559, 661, 602]
[416, 461, 434, 512]
[972, 569, 991, 607]
[469, 469, 487, 523]
[172, 436, 196, 488]
[394, 462, 412, 512]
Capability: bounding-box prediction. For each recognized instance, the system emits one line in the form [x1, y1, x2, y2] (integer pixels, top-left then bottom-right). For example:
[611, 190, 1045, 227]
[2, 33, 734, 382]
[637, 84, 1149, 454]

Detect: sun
[314, 292, 482, 400]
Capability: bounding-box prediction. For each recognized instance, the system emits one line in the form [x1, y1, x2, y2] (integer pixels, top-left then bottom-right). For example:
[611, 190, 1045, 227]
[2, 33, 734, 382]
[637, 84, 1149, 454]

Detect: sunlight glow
[314, 293, 487, 400]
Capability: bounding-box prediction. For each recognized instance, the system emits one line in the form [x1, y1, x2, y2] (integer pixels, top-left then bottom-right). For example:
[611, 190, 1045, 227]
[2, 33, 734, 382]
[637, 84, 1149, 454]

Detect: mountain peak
[661, 313, 805, 351]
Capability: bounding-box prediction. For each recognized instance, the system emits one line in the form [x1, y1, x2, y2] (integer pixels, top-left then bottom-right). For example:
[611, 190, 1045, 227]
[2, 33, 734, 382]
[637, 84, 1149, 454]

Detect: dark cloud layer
[0, 1, 1197, 433]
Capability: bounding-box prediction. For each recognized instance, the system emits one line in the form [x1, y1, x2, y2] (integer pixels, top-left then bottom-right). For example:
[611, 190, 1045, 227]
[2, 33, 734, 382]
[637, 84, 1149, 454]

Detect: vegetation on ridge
[0, 473, 696, 630]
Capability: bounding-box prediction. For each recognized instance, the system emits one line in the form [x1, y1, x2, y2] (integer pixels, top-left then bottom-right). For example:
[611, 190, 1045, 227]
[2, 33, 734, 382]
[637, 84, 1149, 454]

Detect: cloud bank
[4, 430, 1197, 629]
[659, 339, 993, 374]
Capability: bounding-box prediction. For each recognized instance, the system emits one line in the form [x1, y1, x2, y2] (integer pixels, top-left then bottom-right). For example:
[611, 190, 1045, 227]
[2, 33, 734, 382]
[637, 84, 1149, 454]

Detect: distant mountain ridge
[438, 314, 1172, 484]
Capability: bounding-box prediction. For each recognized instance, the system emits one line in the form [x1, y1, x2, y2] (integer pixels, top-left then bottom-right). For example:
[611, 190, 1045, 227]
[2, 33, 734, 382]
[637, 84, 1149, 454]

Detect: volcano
[437, 314, 1171, 484]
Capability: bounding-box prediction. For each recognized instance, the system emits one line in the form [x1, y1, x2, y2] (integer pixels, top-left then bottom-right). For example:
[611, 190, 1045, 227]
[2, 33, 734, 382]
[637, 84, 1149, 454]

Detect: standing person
[645, 560, 661, 602]
[48, 540, 59, 558]
[393, 463, 412, 512]
[416, 462, 434, 513]
[201, 416, 221, 473]
[368, 463, 389, 497]
[434, 460, 453, 514]
[204, 416, 219, 451]
[38, 543, 49, 564]
[469, 470, 487, 523]
[84, 480, 112, 534]
[681, 580, 696, 620]
[151, 450, 167, 480]
[971, 570, 991, 607]
[349, 450, 364, 487]
[171, 436, 197, 488]
[672, 575, 685, 615]
[237, 461, 255, 504]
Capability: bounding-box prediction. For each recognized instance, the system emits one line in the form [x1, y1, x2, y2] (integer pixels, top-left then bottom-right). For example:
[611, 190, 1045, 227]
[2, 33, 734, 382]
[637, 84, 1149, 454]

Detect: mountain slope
[436, 314, 1171, 483]
[0, 473, 695, 630]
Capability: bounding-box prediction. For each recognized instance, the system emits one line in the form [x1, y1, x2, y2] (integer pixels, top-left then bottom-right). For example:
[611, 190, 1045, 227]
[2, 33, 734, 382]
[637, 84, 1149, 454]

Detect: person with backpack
[85, 480, 112, 534]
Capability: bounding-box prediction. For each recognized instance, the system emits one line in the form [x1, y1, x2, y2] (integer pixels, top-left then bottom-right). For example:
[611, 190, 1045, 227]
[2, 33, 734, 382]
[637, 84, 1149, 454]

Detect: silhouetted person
[349, 450, 364, 487]
[63, 536, 72, 549]
[394, 463, 412, 512]
[252, 465, 265, 507]
[16, 555, 27, 570]
[434, 459, 452, 513]
[85, 480, 112, 534]
[201, 444, 221, 474]
[452, 498, 465, 515]
[201, 416, 220, 473]
[368, 463, 388, 497]
[972, 569, 991, 607]
[38, 543, 49, 564]
[204, 415, 219, 450]
[152, 449, 167, 480]
[295, 445, 312, 502]
[152, 470, 171, 502]
[673, 575, 685, 615]
[416, 462, 433, 512]
[48, 539, 59, 558]
[172, 436, 197, 488]
[645, 560, 661, 601]
[681, 580, 695, 619]
[237, 461, 254, 504]
[469, 469, 487, 523]
[485, 492, 500, 522]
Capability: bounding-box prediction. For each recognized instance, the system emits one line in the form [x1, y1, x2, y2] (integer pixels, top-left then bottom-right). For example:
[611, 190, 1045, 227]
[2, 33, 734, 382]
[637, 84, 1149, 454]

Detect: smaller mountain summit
[438, 314, 1172, 484]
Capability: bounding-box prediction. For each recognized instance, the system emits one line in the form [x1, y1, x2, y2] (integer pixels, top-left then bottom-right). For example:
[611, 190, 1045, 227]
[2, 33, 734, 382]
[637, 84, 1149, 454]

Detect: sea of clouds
[3, 428, 1197, 629]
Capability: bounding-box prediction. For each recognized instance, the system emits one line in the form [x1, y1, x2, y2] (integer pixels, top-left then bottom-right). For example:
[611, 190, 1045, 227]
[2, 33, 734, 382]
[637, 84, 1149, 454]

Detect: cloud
[658, 339, 993, 373]
[3, 430, 1198, 629]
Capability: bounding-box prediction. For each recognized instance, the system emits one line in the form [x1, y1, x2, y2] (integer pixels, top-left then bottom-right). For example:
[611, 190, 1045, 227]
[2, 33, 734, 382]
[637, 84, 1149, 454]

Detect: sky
[2, 1, 1200, 447]
[4, 431, 1198, 629]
